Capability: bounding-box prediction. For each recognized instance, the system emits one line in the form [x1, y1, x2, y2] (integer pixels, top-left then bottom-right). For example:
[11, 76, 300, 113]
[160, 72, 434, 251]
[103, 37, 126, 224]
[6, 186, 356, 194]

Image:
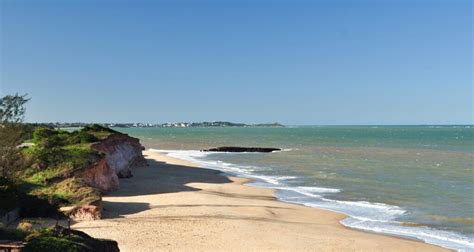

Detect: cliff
[91, 134, 148, 179]
[19, 125, 148, 221]
[75, 133, 147, 193]
[71, 132, 148, 219]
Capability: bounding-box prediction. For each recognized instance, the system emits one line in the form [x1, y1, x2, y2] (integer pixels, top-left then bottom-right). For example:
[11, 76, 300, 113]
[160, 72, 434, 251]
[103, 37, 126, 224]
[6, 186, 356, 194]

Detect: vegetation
[0, 93, 30, 179]
[0, 177, 19, 213]
[0, 96, 111, 214]
[0, 225, 118, 252]
[0, 94, 120, 251]
[20, 126, 105, 210]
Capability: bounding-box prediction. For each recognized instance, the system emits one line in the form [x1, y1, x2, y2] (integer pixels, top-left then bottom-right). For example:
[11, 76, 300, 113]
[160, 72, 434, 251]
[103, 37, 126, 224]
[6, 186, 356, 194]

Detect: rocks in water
[201, 147, 281, 153]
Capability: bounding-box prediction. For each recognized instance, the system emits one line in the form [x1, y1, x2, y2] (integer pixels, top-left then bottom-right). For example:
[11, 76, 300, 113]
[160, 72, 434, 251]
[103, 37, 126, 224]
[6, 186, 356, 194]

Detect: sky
[0, 0, 472, 125]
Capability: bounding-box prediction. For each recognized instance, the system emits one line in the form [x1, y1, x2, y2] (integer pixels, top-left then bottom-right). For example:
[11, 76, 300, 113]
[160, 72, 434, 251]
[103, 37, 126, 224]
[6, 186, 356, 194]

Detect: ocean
[115, 126, 473, 251]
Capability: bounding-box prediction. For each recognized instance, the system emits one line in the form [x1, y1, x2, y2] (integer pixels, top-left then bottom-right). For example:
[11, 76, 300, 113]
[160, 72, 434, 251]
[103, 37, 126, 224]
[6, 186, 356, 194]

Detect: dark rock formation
[201, 147, 281, 153]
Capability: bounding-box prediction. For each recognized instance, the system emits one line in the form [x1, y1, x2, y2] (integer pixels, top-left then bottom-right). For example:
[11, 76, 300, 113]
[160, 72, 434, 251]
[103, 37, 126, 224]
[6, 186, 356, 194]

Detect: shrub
[67, 131, 99, 144]
[32, 128, 70, 148]
[81, 124, 114, 133]
[22, 225, 119, 252]
[33, 147, 67, 168]
[0, 228, 27, 241]
[0, 177, 19, 211]
[19, 193, 64, 218]
[24, 235, 79, 252]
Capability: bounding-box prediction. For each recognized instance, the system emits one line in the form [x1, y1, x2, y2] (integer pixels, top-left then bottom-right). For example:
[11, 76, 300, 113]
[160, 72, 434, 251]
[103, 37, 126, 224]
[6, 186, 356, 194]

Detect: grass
[7, 125, 115, 217]
[1, 224, 119, 251]
[1, 124, 121, 251]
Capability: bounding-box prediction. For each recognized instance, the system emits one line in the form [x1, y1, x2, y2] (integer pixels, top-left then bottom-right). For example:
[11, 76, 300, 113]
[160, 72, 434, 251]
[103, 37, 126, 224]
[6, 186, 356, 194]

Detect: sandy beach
[72, 150, 448, 251]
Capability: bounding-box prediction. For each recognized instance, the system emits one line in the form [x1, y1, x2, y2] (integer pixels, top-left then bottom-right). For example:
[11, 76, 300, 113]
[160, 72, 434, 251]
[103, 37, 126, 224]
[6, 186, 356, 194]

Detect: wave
[149, 148, 474, 252]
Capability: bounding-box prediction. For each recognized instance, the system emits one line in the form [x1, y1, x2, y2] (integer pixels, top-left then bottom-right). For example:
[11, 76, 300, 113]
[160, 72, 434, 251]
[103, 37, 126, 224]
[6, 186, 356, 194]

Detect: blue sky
[1, 0, 472, 125]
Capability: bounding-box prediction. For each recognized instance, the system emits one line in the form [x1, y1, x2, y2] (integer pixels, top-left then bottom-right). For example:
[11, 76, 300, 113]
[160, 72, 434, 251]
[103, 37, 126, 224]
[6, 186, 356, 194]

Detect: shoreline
[73, 150, 449, 251]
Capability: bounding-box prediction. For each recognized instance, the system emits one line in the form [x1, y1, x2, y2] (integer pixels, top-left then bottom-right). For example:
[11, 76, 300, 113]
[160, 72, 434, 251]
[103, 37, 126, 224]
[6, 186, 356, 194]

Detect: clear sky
[0, 0, 472, 125]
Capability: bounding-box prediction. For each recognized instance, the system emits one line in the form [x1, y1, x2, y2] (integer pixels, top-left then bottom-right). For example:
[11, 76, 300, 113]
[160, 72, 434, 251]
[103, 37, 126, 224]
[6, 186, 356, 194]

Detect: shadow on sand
[100, 157, 234, 218]
[77, 157, 308, 226]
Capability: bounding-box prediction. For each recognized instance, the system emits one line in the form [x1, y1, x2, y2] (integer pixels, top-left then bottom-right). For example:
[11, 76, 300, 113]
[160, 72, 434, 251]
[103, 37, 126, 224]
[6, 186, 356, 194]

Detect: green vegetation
[0, 96, 112, 215]
[81, 124, 119, 140]
[0, 95, 119, 251]
[18, 126, 106, 210]
[32, 127, 100, 148]
[0, 225, 118, 252]
[0, 177, 19, 213]
[1, 124, 112, 215]
[0, 93, 30, 179]
[0, 227, 28, 241]
[0, 122, 114, 218]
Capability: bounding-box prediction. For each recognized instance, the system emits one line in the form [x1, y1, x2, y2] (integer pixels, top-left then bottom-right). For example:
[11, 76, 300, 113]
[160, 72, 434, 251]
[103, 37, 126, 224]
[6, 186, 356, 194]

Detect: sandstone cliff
[92, 134, 148, 179]
[78, 133, 148, 192]
[68, 131, 148, 220]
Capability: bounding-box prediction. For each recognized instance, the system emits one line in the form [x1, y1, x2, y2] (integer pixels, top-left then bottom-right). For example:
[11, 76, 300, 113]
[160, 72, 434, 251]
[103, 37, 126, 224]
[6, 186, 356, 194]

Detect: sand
[72, 150, 448, 251]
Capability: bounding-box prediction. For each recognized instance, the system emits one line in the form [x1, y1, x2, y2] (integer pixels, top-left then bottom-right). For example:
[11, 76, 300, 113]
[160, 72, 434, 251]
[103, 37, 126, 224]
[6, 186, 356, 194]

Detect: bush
[24, 235, 78, 252]
[33, 147, 67, 168]
[0, 228, 27, 241]
[19, 193, 64, 218]
[33, 128, 70, 148]
[0, 177, 19, 212]
[67, 131, 99, 144]
[81, 124, 115, 133]
[23, 226, 119, 252]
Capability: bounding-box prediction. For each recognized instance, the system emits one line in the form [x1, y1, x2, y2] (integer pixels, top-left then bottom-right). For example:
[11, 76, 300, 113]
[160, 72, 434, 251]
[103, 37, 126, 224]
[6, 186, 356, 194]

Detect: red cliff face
[78, 133, 148, 192]
[78, 159, 119, 192]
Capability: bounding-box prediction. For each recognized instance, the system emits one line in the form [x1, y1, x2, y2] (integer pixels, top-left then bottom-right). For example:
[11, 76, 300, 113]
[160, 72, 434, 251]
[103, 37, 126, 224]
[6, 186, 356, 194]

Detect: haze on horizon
[1, 0, 472, 125]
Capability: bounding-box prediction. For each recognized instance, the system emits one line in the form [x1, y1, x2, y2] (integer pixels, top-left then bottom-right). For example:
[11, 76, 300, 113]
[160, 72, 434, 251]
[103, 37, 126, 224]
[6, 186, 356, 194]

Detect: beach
[72, 150, 448, 251]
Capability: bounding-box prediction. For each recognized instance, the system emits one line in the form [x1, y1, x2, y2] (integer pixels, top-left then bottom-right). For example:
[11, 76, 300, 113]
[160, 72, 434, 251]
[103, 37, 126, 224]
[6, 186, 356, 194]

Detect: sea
[115, 126, 474, 251]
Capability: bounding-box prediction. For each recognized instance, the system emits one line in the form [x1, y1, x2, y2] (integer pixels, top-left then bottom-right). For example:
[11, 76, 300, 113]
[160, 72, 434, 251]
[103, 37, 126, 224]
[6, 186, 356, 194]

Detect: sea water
[115, 126, 474, 251]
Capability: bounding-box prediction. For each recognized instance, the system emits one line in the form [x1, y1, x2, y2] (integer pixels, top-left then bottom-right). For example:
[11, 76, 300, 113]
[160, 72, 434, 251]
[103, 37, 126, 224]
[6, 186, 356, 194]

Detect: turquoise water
[116, 126, 474, 251]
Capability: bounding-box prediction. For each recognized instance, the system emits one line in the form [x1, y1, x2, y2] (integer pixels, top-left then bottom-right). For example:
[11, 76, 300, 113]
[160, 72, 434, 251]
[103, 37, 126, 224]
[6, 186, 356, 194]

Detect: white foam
[342, 217, 474, 251]
[272, 186, 341, 199]
[247, 175, 297, 185]
[296, 186, 341, 193]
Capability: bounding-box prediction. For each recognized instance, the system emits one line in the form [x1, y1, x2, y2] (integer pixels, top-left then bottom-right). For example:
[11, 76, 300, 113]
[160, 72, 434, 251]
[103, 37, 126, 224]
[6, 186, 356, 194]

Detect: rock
[78, 159, 119, 192]
[201, 146, 281, 153]
[77, 133, 147, 192]
[91, 134, 148, 177]
[60, 200, 102, 221]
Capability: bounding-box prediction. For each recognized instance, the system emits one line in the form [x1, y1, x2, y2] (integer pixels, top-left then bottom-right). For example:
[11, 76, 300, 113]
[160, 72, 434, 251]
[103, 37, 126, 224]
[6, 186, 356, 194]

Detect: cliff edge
[18, 125, 148, 221]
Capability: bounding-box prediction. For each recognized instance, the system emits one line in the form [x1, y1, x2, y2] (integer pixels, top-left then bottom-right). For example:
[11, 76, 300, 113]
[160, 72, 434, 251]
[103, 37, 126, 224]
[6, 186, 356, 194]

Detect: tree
[0, 93, 30, 123]
[0, 93, 30, 178]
